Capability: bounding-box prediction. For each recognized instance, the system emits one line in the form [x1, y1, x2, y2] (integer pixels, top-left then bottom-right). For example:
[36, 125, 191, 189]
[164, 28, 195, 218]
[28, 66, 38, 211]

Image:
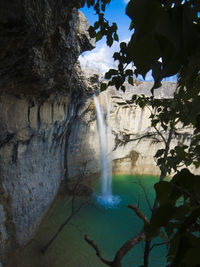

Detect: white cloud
[124, 0, 130, 3]
[79, 42, 119, 74]
[79, 40, 177, 82]
[79, 39, 131, 74]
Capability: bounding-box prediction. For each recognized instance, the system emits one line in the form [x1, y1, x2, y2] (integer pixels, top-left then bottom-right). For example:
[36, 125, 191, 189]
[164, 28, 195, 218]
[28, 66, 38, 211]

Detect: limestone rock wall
[67, 72, 103, 182]
[71, 74, 198, 178]
[0, 81, 90, 262]
[0, 92, 72, 247]
[108, 85, 197, 176]
[0, 1, 96, 262]
[67, 100, 101, 181]
[0, 0, 93, 94]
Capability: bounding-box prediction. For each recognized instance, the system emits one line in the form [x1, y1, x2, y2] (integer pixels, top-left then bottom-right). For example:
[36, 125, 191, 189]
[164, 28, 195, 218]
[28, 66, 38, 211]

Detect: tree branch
[85, 204, 147, 267]
[154, 126, 167, 146]
[137, 191, 141, 208]
[41, 164, 90, 254]
[85, 235, 113, 265]
[85, 230, 146, 267]
[113, 230, 145, 265]
[127, 204, 149, 224]
[133, 181, 153, 212]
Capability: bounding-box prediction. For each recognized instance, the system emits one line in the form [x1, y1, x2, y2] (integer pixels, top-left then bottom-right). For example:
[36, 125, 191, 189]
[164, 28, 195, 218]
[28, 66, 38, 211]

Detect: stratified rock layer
[70, 70, 198, 179]
[108, 84, 196, 176]
[0, 1, 95, 262]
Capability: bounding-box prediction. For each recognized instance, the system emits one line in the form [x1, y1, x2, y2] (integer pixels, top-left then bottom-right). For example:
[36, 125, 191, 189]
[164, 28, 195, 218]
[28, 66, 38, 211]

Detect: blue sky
[79, 1, 177, 82]
[80, 0, 131, 40]
[79, 1, 135, 76]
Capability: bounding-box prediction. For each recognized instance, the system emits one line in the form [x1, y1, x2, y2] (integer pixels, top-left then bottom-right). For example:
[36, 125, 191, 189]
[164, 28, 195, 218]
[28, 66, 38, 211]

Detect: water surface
[7, 175, 167, 267]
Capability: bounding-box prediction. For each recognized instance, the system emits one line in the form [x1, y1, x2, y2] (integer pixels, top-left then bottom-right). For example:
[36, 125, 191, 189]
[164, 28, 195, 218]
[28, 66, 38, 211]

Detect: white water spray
[94, 93, 120, 207]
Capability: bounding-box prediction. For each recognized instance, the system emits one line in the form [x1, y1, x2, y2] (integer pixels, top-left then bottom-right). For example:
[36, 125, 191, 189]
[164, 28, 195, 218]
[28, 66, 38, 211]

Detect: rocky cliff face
[108, 85, 194, 175]
[70, 71, 197, 178]
[0, 1, 96, 262]
[0, 0, 91, 94]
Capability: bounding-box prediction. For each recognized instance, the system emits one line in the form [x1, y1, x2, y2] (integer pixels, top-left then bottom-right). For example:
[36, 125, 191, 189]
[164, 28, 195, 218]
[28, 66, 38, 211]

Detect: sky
[79, 0, 177, 82]
[79, 0, 132, 73]
[81, 0, 131, 40]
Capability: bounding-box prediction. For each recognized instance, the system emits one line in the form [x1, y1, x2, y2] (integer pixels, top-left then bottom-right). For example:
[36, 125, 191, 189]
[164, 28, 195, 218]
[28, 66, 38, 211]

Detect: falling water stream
[104, 92, 113, 194]
[93, 94, 108, 196]
[94, 93, 120, 208]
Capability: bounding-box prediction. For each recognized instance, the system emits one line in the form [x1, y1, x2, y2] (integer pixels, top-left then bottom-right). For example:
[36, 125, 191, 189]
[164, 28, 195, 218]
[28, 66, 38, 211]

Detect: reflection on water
[7, 175, 167, 267]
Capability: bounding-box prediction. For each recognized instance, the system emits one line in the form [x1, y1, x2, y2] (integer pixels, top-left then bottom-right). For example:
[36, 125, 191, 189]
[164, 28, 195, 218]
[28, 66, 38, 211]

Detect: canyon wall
[108, 85, 195, 175]
[0, 1, 96, 262]
[70, 71, 197, 179]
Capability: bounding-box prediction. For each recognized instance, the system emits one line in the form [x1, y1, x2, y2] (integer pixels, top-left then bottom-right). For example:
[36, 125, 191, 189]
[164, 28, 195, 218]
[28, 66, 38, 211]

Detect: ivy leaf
[114, 33, 119, 42]
[129, 21, 134, 30]
[88, 26, 96, 38]
[107, 36, 113, 47]
[155, 149, 165, 158]
[121, 85, 126, 93]
[113, 52, 120, 60]
[120, 42, 127, 52]
[101, 3, 105, 12]
[152, 119, 159, 127]
[128, 76, 134, 85]
[193, 161, 200, 168]
[125, 69, 133, 76]
[109, 69, 118, 75]
[96, 31, 102, 41]
[94, 21, 100, 29]
[154, 181, 173, 206]
[126, 0, 163, 34]
[172, 168, 194, 192]
[87, 0, 95, 8]
[118, 63, 123, 72]
[100, 82, 107, 92]
[105, 71, 111, 79]
[150, 205, 176, 228]
[132, 94, 137, 101]
[112, 22, 118, 31]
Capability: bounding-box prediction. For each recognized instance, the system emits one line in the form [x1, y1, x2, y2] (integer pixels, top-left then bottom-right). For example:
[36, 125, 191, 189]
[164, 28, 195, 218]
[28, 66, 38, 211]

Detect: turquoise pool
[7, 175, 167, 267]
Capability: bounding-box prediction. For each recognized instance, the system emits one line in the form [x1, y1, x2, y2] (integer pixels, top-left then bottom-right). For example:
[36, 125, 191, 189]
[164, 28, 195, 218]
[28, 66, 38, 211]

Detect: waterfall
[94, 94, 108, 199]
[103, 92, 112, 196]
[94, 93, 120, 208]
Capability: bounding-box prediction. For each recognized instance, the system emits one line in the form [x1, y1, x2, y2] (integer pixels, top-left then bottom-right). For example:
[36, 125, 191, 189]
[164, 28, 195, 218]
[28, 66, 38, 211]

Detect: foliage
[84, 0, 200, 266]
[86, 0, 118, 46]
[134, 81, 200, 174]
[147, 169, 200, 267]
[86, 0, 200, 92]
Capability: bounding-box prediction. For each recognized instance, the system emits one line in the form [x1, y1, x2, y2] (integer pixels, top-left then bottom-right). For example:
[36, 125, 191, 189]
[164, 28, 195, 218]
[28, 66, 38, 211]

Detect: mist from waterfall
[94, 93, 120, 208]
